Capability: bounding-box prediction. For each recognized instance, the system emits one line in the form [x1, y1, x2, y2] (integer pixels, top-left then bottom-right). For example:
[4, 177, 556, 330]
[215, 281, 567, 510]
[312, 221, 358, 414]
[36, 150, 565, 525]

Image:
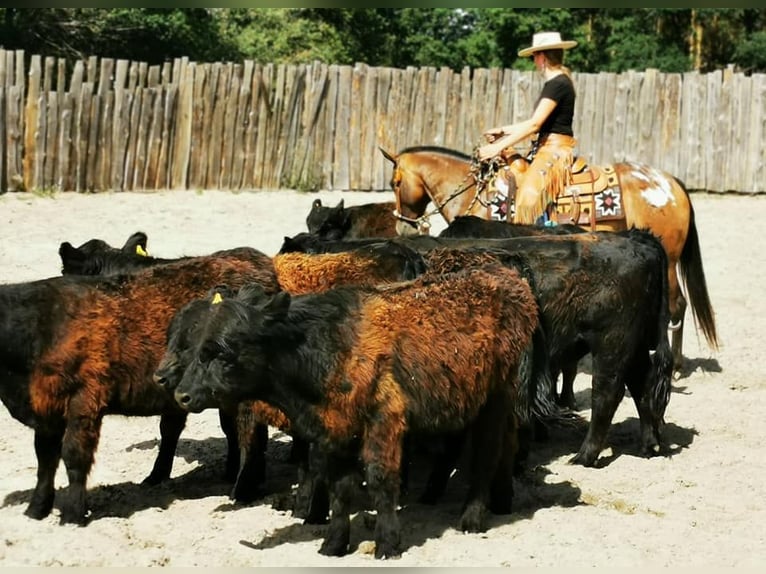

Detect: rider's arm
[478, 97, 558, 160]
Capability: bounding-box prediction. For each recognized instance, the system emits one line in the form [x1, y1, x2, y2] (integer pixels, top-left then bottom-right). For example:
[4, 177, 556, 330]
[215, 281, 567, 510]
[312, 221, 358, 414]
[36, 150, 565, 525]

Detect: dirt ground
[0, 188, 763, 567]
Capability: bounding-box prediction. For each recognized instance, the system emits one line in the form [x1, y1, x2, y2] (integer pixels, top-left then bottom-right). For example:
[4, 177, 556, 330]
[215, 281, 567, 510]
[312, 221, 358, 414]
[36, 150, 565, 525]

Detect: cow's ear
[335, 199, 345, 209]
[208, 284, 235, 304]
[263, 291, 291, 321]
[237, 283, 269, 306]
[312, 199, 322, 209]
[124, 231, 149, 255]
[58, 241, 85, 269]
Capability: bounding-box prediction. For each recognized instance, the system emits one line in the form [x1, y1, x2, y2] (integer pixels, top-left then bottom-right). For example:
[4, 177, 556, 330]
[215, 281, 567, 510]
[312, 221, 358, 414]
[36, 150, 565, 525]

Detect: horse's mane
[397, 145, 473, 162]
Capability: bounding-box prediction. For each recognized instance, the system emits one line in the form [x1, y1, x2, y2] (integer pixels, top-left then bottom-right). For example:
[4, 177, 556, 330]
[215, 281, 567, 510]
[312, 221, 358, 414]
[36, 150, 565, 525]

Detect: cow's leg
[142, 411, 187, 485]
[490, 413, 519, 515]
[219, 408, 240, 482]
[231, 420, 268, 503]
[294, 439, 330, 524]
[318, 454, 357, 557]
[626, 354, 667, 458]
[557, 360, 579, 409]
[418, 430, 466, 505]
[25, 427, 64, 520]
[570, 365, 625, 467]
[460, 388, 509, 532]
[59, 411, 103, 525]
[363, 426, 404, 559]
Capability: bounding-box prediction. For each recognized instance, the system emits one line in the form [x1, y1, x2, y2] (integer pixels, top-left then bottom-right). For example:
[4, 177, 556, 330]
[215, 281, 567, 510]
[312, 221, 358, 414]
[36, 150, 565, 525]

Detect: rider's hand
[483, 128, 504, 143]
[477, 141, 504, 161]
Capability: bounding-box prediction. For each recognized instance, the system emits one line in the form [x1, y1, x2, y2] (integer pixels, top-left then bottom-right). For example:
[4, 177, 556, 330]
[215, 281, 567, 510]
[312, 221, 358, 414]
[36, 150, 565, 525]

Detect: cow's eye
[199, 340, 222, 364]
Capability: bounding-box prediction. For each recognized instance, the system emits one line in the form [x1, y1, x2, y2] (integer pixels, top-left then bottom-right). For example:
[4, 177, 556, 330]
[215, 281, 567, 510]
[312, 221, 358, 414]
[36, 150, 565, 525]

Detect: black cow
[439, 215, 585, 238]
[305, 198, 399, 239]
[166, 265, 540, 558]
[278, 229, 675, 467]
[0, 247, 278, 524]
[439, 215, 586, 408]
[57, 233, 285, 505]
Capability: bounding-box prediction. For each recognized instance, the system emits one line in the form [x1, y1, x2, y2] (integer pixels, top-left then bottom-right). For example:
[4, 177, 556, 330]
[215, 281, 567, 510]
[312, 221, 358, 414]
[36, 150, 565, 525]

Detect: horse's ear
[379, 146, 397, 165]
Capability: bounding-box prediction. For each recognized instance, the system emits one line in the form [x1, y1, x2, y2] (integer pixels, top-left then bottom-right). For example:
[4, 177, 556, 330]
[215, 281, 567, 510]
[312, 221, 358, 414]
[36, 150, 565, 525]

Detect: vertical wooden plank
[123, 84, 145, 191]
[188, 63, 209, 189]
[241, 63, 259, 189]
[33, 90, 47, 190]
[294, 61, 328, 190]
[57, 92, 73, 191]
[170, 58, 192, 190]
[321, 64, 339, 189]
[143, 87, 163, 189]
[44, 92, 58, 189]
[86, 92, 101, 192]
[348, 63, 365, 190]
[6, 85, 23, 191]
[220, 63, 242, 189]
[680, 71, 705, 189]
[110, 59, 129, 191]
[610, 71, 631, 163]
[457, 67, 472, 150]
[0, 50, 5, 192]
[372, 66, 392, 190]
[74, 83, 93, 192]
[637, 68, 659, 167]
[274, 64, 300, 188]
[132, 88, 159, 190]
[333, 65, 351, 190]
[155, 84, 177, 189]
[23, 54, 41, 191]
[659, 73, 682, 178]
[206, 63, 228, 189]
[252, 63, 273, 189]
[230, 60, 253, 190]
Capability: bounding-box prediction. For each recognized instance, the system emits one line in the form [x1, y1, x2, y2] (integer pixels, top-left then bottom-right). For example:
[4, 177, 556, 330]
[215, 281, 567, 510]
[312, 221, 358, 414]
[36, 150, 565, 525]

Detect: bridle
[391, 149, 506, 234]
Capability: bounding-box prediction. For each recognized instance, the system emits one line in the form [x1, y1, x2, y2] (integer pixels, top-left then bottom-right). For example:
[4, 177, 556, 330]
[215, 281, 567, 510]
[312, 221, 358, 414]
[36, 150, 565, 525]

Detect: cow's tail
[517, 323, 584, 429]
[648, 234, 674, 425]
[677, 179, 719, 350]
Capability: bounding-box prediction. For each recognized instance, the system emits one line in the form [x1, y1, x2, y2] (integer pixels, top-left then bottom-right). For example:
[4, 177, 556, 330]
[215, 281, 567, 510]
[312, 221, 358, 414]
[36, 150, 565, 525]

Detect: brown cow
[168, 265, 539, 558]
[0, 247, 278, 525]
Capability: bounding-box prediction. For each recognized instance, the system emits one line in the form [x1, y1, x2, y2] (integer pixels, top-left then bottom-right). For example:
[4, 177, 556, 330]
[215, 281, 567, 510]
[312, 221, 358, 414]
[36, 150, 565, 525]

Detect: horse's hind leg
[667, 261, 687, 373]
[25, 427, 65, 520]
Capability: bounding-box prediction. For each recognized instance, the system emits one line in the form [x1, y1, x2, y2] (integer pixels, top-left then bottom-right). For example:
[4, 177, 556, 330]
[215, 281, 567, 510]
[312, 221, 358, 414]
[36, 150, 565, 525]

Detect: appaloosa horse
[380, 144, 718, 373]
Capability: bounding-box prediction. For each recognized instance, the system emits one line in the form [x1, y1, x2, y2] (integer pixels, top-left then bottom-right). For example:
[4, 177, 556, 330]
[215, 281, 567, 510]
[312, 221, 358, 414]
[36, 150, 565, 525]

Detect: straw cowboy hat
[518, 31, 577, 58]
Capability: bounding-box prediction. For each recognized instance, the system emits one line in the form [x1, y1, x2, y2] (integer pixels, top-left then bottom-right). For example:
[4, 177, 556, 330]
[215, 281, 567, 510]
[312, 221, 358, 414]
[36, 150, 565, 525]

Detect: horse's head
[380, 146, 432, 236]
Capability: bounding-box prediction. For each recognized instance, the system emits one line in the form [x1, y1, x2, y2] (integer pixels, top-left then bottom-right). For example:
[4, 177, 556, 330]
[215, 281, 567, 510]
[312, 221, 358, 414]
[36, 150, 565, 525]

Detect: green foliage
[0, 8, 762, 74]
[732, 31, 766, 74]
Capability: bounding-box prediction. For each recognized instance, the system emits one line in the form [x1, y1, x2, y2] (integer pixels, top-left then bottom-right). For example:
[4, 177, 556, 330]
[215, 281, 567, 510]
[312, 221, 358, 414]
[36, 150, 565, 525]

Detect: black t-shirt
[537, 74, 575, 137]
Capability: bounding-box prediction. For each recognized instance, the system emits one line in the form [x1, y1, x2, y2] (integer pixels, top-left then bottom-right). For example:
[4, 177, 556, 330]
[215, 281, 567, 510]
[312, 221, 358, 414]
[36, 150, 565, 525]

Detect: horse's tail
[677, 179, 719, 350]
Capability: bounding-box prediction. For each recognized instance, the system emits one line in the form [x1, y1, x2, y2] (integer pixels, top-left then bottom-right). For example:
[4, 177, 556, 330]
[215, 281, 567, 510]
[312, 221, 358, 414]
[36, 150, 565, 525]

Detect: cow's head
[164, 284, 291, 413]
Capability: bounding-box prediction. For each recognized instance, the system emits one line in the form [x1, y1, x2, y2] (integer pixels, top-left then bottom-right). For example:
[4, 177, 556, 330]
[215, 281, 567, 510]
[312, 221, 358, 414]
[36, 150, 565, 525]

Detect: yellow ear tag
[211, 292, 223, 305]
[136, 245, 149, 257]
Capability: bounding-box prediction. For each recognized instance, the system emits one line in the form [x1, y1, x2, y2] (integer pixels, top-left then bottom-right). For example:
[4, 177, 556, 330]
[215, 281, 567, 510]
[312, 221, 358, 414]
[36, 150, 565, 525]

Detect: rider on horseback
[477, 31, 578, 225]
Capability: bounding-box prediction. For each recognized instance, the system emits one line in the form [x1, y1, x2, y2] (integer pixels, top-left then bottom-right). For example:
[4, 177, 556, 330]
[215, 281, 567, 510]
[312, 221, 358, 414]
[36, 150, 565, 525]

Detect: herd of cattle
[0, 197, 683, 558]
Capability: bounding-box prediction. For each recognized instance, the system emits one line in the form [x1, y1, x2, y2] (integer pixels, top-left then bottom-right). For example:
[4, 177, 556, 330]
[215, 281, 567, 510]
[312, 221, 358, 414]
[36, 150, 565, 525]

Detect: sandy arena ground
[0, 188, 763, 567]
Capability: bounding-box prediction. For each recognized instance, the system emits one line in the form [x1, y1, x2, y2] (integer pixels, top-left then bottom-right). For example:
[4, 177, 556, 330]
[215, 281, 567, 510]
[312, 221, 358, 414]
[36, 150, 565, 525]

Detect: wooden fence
[2, 49, 764, 194]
